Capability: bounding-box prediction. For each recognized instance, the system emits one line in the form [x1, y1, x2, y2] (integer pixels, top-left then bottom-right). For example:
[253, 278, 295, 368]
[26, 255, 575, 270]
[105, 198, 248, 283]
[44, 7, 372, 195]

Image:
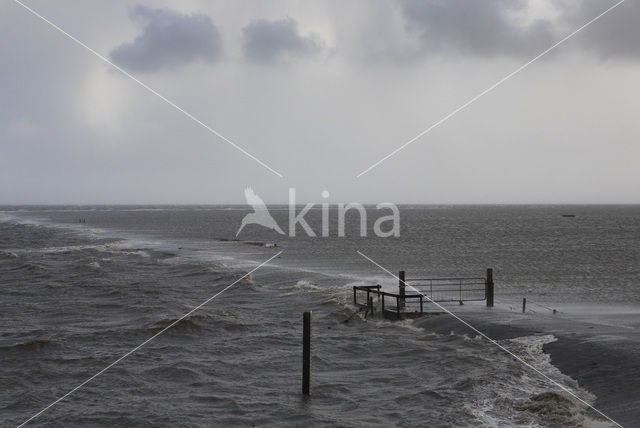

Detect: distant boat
[561, 214, 576, 218]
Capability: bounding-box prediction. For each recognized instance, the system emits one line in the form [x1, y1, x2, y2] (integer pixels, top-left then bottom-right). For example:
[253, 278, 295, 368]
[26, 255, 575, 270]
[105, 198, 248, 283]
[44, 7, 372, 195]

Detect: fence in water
[353, 269, 494, 320]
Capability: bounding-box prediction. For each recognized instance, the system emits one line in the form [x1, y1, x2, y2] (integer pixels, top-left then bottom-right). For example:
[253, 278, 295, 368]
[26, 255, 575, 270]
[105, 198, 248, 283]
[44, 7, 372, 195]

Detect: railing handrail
[353, 286, 484, 299]
[353, 268, 493, 317]
[405, 287, 485, 292]
[409, 283, 485, 288]
[406, 277, 486, 282]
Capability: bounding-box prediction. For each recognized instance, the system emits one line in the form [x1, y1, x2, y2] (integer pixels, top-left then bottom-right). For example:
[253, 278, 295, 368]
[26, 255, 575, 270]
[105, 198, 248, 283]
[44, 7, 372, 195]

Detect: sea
[1, 205, 639, 427]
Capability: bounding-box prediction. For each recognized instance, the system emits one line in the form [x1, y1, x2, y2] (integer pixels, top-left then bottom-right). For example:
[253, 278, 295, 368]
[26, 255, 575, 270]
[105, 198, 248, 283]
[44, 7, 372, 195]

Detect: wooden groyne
[353, 268, 494, 320]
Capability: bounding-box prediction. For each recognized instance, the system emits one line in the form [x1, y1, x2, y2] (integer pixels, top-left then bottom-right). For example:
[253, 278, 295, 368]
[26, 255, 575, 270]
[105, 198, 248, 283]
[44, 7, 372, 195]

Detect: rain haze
[1, 0, 639, 204]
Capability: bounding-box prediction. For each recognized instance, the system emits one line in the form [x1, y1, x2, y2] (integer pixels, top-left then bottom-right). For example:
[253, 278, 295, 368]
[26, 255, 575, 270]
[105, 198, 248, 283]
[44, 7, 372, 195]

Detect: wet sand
[415, 305, 640, 427]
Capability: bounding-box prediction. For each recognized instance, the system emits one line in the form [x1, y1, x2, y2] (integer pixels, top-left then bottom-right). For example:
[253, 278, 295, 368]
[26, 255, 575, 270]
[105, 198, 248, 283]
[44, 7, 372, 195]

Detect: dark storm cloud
[395, 0, 639, 61]
[109, 6, 222, 73]
[561, 0, 640, 59]
[242, 17, 321, 64]
[397, 0, 555, 58]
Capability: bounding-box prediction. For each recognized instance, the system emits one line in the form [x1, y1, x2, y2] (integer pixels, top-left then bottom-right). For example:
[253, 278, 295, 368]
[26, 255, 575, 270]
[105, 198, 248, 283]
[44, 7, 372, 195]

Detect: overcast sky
[1, 0, 639, 204]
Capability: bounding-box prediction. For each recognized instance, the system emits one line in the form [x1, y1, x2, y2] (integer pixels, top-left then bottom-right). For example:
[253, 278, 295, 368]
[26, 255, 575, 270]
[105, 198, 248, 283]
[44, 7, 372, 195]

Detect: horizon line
[2, 202, 640, 207]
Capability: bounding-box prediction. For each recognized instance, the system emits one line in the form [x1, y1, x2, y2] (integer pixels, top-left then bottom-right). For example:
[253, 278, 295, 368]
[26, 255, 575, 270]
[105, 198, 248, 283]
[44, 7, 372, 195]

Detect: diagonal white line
[356, 0, 625, 178]
[356, 250, 622, 427]
[12, 0, 284, 179]
[17, 251, 283, 428]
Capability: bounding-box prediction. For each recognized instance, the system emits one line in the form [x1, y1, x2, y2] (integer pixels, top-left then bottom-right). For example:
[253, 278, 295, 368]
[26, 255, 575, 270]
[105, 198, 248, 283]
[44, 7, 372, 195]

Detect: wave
[86, 261, 101, 269]
[0, 212, 262, 277]
[293, 280, 321, 290]
[0, 338, 52, 352]
[0, 250, 18, 258]
[461, 333, 611, 427]
[2, 209, 388, 286]
[514, 391, 593, 425]
[8, 262, 41, 272]
[142, 364, 202, 381]
[508, 390, 615, 427]
[151, 313, 218, 332]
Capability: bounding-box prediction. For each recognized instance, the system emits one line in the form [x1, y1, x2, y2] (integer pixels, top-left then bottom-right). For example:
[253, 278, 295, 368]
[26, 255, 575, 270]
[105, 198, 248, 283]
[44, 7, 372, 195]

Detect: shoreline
[414, 306, 640, 426]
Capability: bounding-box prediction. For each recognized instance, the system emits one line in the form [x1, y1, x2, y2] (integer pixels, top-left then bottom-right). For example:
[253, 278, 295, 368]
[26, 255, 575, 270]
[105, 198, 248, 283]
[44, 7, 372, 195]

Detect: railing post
[302, 311, 311, 395]
[522, 298, 526, 314]
[353, 286, 357, 305]
[420, 295, 423, 313]
[398, 270, 406, 308]
[381, 294, 385, 312]
[486, 268, 494, 307]
[377, 284, 381, 301]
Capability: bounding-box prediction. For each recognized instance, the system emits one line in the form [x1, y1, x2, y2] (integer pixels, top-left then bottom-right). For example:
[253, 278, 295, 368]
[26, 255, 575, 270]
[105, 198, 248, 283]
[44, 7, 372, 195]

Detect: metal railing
[353, 269, 494, 319]
[353, 285, 428, 319]
[405, 277, 487, 303]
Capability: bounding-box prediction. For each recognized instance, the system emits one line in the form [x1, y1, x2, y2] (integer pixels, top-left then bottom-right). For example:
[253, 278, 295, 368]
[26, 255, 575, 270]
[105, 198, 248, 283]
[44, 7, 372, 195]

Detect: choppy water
[1, 205, 638, 427]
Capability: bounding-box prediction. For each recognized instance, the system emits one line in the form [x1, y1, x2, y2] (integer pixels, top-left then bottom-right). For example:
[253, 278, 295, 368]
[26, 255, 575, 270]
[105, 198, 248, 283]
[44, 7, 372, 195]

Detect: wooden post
[368, 296, 374, 316]
[420, 295, 423, 313]
[302, 311, 311, 395]
[398, 270, 406, 308]
[353, 287, 357, 305]
[376, 284, 381, 301]
[522, 298, 526, 314]
[486, 268, 494, 307]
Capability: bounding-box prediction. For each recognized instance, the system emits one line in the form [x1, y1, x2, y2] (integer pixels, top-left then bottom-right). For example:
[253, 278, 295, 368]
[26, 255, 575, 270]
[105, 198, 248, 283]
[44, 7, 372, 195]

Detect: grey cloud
[242, 18, 321, 64]
[397, 0, 555, 58]
[2, 1, 639, 204]
[110, 6, 222, 73]
[561, 0, 640, 60]
[394, 0, 640, 61]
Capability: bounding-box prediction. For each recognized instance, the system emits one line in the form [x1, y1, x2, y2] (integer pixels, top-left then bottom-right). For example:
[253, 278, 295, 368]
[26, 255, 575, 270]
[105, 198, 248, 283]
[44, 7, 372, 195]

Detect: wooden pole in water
[398, 270, 406, 308]
[486, 268, 494, 307]
[522, 298, 526, 314]
[302, 311, 311, 395]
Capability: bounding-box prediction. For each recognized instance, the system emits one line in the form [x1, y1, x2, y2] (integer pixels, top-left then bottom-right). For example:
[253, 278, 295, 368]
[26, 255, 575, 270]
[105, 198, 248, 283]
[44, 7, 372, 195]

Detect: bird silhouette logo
[236, 187, 285, 237]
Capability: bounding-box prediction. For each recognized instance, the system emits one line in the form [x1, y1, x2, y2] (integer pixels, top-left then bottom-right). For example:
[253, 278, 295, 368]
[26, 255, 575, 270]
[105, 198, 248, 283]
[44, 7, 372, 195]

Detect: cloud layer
[242, 18, 321, 64]
[2, 0, 640, 204]
[110, 6, 222, 73]
[107, 1, 640, 73]
[563, 0, 640, 60]
[398, 0, 555, 57]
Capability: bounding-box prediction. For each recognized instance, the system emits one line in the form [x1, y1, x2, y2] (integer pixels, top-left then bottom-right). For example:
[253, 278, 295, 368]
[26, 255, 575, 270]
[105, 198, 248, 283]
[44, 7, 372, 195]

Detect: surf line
[356, 250, 623, 428]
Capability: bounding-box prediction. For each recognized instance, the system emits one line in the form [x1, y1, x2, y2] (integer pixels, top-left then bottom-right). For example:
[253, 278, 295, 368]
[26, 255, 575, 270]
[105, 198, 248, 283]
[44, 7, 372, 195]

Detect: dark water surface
[1, 205, 638, 427]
